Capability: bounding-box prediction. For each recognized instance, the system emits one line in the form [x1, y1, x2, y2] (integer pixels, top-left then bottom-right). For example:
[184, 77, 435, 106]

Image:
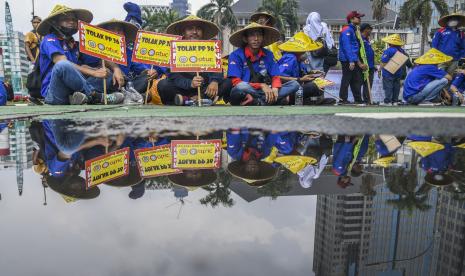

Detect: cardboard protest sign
[170, 40, 222, 73]
[85, 148, 130, 189]
[384, 51, 408, 74]
[132, 31, 181, 67]
[78, 21, 127, 65]
[134, 145, 181, 178]
[171, 140, 221, 169]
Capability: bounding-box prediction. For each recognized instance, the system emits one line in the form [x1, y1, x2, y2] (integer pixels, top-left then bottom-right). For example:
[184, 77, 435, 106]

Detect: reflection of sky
[0, 169, 316, 276]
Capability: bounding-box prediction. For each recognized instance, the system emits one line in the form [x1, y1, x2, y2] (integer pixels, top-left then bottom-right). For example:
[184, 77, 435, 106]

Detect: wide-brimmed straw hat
[97, 19, 138, 42]
[414, 48, 453, 65]
[46, 175, 100, 200]
[250, 11, 277, 26]
[168, 169, 217, 187]
[425, 173, 454, 187]
[382, 34, 405, 46]
[37, 4, 93, 36]
[166, 15, 220, 40]
[438, 13, 465, 28]
[227, 160, 278, 186]
[229, 22, 281, 48]
[278, 32, 323, 53]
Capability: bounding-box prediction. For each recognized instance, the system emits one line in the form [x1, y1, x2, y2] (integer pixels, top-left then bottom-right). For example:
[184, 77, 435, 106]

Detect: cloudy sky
[0, 0, 211, 34]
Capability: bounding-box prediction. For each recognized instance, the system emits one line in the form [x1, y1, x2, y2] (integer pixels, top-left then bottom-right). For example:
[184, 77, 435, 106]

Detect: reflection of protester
[332, 135, 369, 188]
[303, 12, 335, 72]
[25, 16, 42, 63]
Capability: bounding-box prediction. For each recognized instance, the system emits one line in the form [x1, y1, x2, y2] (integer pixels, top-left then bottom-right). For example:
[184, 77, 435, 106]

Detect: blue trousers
[407, 78, 448, 105]
[230, 81, 300, 105]
[383, 77, 401, 103]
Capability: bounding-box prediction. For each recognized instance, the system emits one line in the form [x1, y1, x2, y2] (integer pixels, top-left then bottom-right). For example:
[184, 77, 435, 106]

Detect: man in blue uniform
[0, 81, 7, 106]
[432, 13, 465, 74]
[37, 5, 124, 105]
[228, 23, 299, 105]
[338, 11, 367, 104]
[449, 69, 465, 105]
[360, 23, 375, 104]
[403, 48, 453, 105]
[332, 135, 369, 188]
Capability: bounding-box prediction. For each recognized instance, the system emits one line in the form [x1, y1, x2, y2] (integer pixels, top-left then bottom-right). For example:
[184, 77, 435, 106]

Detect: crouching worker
[403, 49, 453, 105]
[448, 68, 465, 106]
[37, 5, 124, 105]
[228, 23, 299, 105]
[156, 16, 231, 105]
[277, 32, 336, 105]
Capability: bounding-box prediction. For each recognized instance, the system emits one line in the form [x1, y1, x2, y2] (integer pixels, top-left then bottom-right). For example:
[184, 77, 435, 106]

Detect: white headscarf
[303, 12, 335, 49]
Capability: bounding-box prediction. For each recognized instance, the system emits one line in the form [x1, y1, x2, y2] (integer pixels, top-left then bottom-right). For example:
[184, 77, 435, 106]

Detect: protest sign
[85, 148, 130, 189]
[78, 21, 127, 65]
[170, 40, 222, 73]
[171, 140, 221, 169]
[132, 31, 181, 67]
[135, 145, 181, 178]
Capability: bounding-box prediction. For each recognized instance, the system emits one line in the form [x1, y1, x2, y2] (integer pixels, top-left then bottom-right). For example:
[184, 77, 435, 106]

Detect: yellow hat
[414, 48, 453, 65]
[37, 4, 93, 36]
[265, 42, 283, 60]
[373, 156, 395, 168]
[382, 34, 405, 46]
[166, 15, 220, 40]
[438, 13, 465, 28]
[229, 22, 281, 48]
[278, 32, 323, 53]
[408, 141, 445, 157]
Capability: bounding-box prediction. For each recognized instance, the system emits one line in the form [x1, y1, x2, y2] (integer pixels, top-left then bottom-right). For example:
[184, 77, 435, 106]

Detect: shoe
[175, 94, 188, 106]
[69, 92, 88, 105]
[339, 100, 351, 105]
[106, 92, 125, 104]
[379, 102, 392, 106]
[392, 102, 398, 106]
[28, 97, 44, 105]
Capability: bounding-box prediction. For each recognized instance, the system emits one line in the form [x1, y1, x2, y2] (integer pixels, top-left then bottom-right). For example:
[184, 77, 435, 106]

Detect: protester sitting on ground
[228, 23, 299, 105]
[156, 15, 231, 105]
[379, 34, 409, 106]
[338, 11, 366, 104]
[277, 32, 335, 105]
[303, 12, 335, 73]
[360, 23, 375, 104]
[432, 13, 465, 75]
[25, 16, 42, 63]
[37, 5, 124, 105]
[403, 48, 453, 105]
[449, 68, 465, 105]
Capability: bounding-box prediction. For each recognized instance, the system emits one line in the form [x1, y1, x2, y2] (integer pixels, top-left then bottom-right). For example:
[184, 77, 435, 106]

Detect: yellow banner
[78, 21, 127, 65]
[135, 145, 181, 178]
[172, 140, 221, 169]
[85, 148, 130, 189]
[132, 31, 181, 67]
[170, 40, 222, 72]
[408, 142, 445, 157]
[274, 156, 317, 174]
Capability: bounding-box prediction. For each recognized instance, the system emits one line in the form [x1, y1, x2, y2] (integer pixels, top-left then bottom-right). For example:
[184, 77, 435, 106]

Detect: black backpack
[26, 58, 42, 99]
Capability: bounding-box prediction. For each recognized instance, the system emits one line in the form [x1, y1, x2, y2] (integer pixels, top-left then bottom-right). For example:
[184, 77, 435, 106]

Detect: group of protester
[3, 2, 465, 107]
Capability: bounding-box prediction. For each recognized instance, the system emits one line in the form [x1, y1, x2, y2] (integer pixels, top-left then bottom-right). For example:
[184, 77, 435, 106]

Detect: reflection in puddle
[1, 119, 465, 276]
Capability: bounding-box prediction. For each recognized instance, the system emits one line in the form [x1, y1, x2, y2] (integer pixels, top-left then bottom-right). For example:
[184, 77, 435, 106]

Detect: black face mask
[57, 26, 78, 37]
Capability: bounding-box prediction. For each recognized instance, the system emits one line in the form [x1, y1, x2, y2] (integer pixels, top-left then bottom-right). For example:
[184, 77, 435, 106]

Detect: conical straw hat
[278, 32, 323, 53]
[97, 19, 139, 42]
[382, 34, 405, 46]
[229, 22, 281, 48]
[166, 15, 219, 40]
[414, 48, 453, 65]
[37, 4, 93, 36]
[438, 13, 465, 28]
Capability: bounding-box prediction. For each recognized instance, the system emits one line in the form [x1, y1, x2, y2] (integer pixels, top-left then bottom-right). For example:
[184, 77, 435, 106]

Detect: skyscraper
[170, 0, 190, 17]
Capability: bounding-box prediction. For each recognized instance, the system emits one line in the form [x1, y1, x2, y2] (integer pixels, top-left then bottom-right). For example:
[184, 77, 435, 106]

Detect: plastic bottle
[295, 87, 304, 106]
[185, 99, 213, 106]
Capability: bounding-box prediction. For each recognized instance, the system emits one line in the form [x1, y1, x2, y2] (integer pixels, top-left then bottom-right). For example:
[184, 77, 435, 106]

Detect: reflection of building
[140, 5, 171, 14]
[313, 193, 373, 276]
[0, 32, 29, 90]
[141, 0, 190, 17]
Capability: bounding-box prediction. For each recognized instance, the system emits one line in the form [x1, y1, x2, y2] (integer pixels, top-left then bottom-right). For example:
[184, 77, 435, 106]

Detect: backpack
[26, 58, 42, 99]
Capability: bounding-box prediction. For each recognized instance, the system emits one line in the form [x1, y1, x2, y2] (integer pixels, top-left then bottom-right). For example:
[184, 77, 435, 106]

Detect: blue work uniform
[338, 24, 360, 63]
[227, 47, 280, 82]
[332, 136, 369, 176]
[421, 144, 454, 173]
[451, 73, 465, 93]
[432, 27, 465, 61]
[278, 52, 302, 78]
[0, 81, 6, 106]
[39, 34, 79, 98]
[381, 46, 407, 79]
[363, 37, 375, 69]
[403, 65, 447, 101]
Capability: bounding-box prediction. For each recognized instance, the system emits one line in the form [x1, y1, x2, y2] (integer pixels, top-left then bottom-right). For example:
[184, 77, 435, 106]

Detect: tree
[199, 170, 235, 208]
[400, 0, 449, 54]
[257, 169, 293, 200]
[142, 8, 181, 33]
[371, 0, 391, 22]
[257, 0, 299, 36]
[197, 0, 238, 38]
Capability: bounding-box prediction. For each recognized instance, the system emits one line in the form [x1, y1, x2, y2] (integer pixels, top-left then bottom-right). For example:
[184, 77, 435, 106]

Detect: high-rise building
[170, 0, 190, 17]
[0, 121, 33, 170]
[0, 31, 30, 92]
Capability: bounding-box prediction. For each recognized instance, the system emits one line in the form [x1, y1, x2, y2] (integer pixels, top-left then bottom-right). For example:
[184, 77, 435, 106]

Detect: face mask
[58, 26, 78, 37]
[448, 20, 459, 27]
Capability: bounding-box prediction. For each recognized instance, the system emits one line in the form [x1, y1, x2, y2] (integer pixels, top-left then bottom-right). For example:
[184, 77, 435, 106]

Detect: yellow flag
[373, 156, 395, 168]
[455, 143, 465, 149]
[274, 156, 317, 174]
[408, 142, 445, 157]
[263, 147, 279, 164]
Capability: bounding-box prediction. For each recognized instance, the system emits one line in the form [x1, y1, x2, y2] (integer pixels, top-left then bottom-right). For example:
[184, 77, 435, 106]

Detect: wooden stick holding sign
[145, 64, 154, 105]
[170, 40, 223, 107]
[78, 20, 127, 105]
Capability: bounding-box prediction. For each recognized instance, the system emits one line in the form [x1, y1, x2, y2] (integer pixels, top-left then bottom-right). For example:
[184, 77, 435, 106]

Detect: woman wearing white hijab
[303, 12, 335, 72]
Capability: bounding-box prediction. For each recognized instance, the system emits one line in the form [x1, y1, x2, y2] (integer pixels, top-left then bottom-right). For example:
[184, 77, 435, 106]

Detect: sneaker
[106, 92, 125, 105]
[175, 94, 188, 106]
[69, 92, 88, 105]
[28, 97, 44, 106]
[392, 102, 399, 106]
[379, 102, 392, 106]
[339, 100, 351, 105]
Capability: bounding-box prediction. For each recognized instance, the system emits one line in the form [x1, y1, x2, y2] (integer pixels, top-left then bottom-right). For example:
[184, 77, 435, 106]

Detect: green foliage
[199, 169, 235, 208]
[372, 39, 386, 65]
[257, 169, 293, 200]
[142, 7, 180, 33]
[258, 0, 299, 36]
[197, 0, 238, 33]
[371, 0, 391, 22]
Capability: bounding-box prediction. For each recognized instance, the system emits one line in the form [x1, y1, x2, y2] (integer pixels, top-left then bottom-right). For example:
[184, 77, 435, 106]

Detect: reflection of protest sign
[171, 140, 221, 169]
[134, 145, 181, 178]
[132, 31, 181, 67]
[170, 40, 222, 73]
[85, 148, 130, 189]
[78, 21, 127, 65]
